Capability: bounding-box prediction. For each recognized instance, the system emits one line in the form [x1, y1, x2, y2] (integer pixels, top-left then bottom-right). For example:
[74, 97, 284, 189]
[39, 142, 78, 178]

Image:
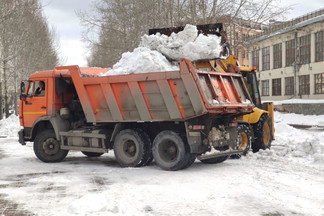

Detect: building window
[299, 35, 311, 64]
[252, 49, 259, 71]
[242, 49, 246, 58]
[299, 75, 310, 95]
[272, 78, 281, 96]
[315, 31, 324, 62]
[315, 73, 324, 94]
[262, 46, 270, 71]
[234, 49, 239, 57]
[285, 77, 294, 95]
[261, 80, 269, 96]
[286, 39, 295, 67]
[273, 43, 282, 69]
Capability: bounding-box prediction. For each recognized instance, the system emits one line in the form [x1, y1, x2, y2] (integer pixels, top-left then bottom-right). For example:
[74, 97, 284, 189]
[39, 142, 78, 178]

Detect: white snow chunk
[102, 24, 223, 76]
[212, 99, 219, 104]
[141, 24, 223, 61]
[102, 47, 178, 76]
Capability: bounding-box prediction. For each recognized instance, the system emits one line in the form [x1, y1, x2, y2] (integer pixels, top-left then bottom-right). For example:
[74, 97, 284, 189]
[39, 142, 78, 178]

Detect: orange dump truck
[18, 59, 254, 170]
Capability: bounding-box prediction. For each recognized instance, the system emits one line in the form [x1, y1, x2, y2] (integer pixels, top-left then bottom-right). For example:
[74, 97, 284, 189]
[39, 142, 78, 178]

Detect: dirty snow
[0, 112, 324, 215]
[102, 24, 223, 76]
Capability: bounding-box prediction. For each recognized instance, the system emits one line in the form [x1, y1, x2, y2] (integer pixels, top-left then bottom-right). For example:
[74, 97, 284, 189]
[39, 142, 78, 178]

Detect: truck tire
[33, 129, 68, 163]
[134, 128, 152, 166]
[182, 153, 196, 169]
[231, 123, 252, 159]
[252, 114, 272, 152]
[113, 129, 150, 167]
[199, 155, 229, 164]
[81, 152, 104, 157]
[152, 130, 189, 171]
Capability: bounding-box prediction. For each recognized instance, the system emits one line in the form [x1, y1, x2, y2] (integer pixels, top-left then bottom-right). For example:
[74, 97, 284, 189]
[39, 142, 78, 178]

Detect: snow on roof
[247, 14, 324, 45]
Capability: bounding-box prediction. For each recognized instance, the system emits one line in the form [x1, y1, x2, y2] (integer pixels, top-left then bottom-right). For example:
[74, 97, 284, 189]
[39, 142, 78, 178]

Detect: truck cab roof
[29, 66, 109, 79]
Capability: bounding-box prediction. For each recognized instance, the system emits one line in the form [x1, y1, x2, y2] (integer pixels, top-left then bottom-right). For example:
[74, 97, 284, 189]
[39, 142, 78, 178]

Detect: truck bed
[57, 59, 253, 123]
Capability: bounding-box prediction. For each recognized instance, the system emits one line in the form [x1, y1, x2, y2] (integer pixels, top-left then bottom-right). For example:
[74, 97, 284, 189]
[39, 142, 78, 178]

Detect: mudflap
[18, 129, 26, 145]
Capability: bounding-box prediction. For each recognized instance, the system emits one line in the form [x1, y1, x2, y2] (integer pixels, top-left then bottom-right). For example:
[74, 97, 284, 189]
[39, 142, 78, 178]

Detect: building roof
[246, 8, 324, 45]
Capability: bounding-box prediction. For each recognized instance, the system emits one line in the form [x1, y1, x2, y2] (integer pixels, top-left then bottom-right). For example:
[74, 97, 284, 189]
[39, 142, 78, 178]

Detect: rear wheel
[81, 152, 104, 157]
[252, 114, 272, 152]
[182, 153, 196, 169]
[33, 129, 68, 162]
[152, 130, 189, 171]
[113, 129, 151, 167]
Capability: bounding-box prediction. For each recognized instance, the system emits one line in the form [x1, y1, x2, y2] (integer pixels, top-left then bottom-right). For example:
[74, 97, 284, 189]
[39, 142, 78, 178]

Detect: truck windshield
[247, 72, 261, 106]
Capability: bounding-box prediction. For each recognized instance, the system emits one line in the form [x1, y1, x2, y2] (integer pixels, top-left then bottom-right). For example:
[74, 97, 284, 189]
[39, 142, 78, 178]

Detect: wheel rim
[122, 139, 137, 158]
[42, 138, 60, 155]
[158, 139, 178, 163]
[238, 132, 248, 151]
[263, 122, 270, 146]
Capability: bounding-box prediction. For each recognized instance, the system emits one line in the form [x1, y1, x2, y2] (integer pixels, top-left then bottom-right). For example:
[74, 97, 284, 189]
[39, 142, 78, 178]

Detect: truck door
[22, 80, 48, 128]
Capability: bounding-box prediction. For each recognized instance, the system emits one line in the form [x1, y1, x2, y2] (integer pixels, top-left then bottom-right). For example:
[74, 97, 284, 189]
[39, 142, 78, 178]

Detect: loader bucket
[149, 23, 229, 57]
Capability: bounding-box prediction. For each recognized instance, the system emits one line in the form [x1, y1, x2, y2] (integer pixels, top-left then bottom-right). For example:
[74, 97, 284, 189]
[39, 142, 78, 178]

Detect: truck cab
[18, 68, 107, 144]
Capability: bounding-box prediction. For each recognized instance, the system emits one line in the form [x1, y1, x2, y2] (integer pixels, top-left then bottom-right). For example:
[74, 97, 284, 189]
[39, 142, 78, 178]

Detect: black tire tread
[252, 114, 272, 152]
[152, 130, 189, 171]
[81, 152, 104, 157]
[33, 129, 68, 163]
[113, 129, 149, 168]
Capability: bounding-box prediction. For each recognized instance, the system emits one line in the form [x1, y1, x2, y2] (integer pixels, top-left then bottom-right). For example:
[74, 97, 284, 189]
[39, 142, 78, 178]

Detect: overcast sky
[40, 0, 324, 67]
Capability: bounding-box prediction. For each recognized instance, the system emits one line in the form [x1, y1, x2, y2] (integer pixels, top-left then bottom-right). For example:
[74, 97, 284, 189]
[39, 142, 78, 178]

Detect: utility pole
[293, 31, 298, 98]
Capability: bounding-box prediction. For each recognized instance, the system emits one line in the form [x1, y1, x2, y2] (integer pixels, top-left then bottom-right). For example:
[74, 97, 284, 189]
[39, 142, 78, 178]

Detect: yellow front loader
[196, 56, 274, 154]
[150, 23, 274, 155]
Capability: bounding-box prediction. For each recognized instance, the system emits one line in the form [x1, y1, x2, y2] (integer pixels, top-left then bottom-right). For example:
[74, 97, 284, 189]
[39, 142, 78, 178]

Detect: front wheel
[252, 114, 272, 152]
[33, 129, 68, 162]
[232, 123, 252, 158]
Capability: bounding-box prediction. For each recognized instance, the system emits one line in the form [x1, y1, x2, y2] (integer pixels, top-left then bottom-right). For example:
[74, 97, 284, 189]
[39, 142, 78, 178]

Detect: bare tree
[81, 0, 290, 68]
[0, 0, 59, 118]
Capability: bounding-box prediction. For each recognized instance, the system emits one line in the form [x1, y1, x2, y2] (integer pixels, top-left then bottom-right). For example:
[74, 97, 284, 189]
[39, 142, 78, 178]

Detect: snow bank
[248, 112, 324, 164]
[102, 24, 223, 76]
[0, 115, 21, 137]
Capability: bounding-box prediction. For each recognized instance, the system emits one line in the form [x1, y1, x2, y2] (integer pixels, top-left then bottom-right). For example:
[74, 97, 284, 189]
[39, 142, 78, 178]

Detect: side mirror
[20, 81, 25, 93]
[20, 82, 26, 100]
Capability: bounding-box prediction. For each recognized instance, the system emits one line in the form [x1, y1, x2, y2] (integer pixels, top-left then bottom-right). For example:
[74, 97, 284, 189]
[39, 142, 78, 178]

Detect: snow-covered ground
[0, 112, 323, 216]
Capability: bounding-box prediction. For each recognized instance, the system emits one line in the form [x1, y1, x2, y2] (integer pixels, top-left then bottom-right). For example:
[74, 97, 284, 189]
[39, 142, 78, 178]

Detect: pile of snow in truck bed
[102, 24, 223, 76]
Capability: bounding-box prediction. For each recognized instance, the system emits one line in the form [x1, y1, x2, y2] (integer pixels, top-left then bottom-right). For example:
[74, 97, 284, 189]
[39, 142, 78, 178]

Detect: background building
[247, 9, 324, 100]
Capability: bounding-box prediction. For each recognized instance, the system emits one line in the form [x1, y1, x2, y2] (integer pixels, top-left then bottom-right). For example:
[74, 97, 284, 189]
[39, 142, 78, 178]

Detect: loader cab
[239, 68, 262, 108]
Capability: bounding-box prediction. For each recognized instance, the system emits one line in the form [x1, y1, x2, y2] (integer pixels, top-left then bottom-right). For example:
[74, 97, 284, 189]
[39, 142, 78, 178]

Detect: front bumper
[18, 129, 26, 145]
